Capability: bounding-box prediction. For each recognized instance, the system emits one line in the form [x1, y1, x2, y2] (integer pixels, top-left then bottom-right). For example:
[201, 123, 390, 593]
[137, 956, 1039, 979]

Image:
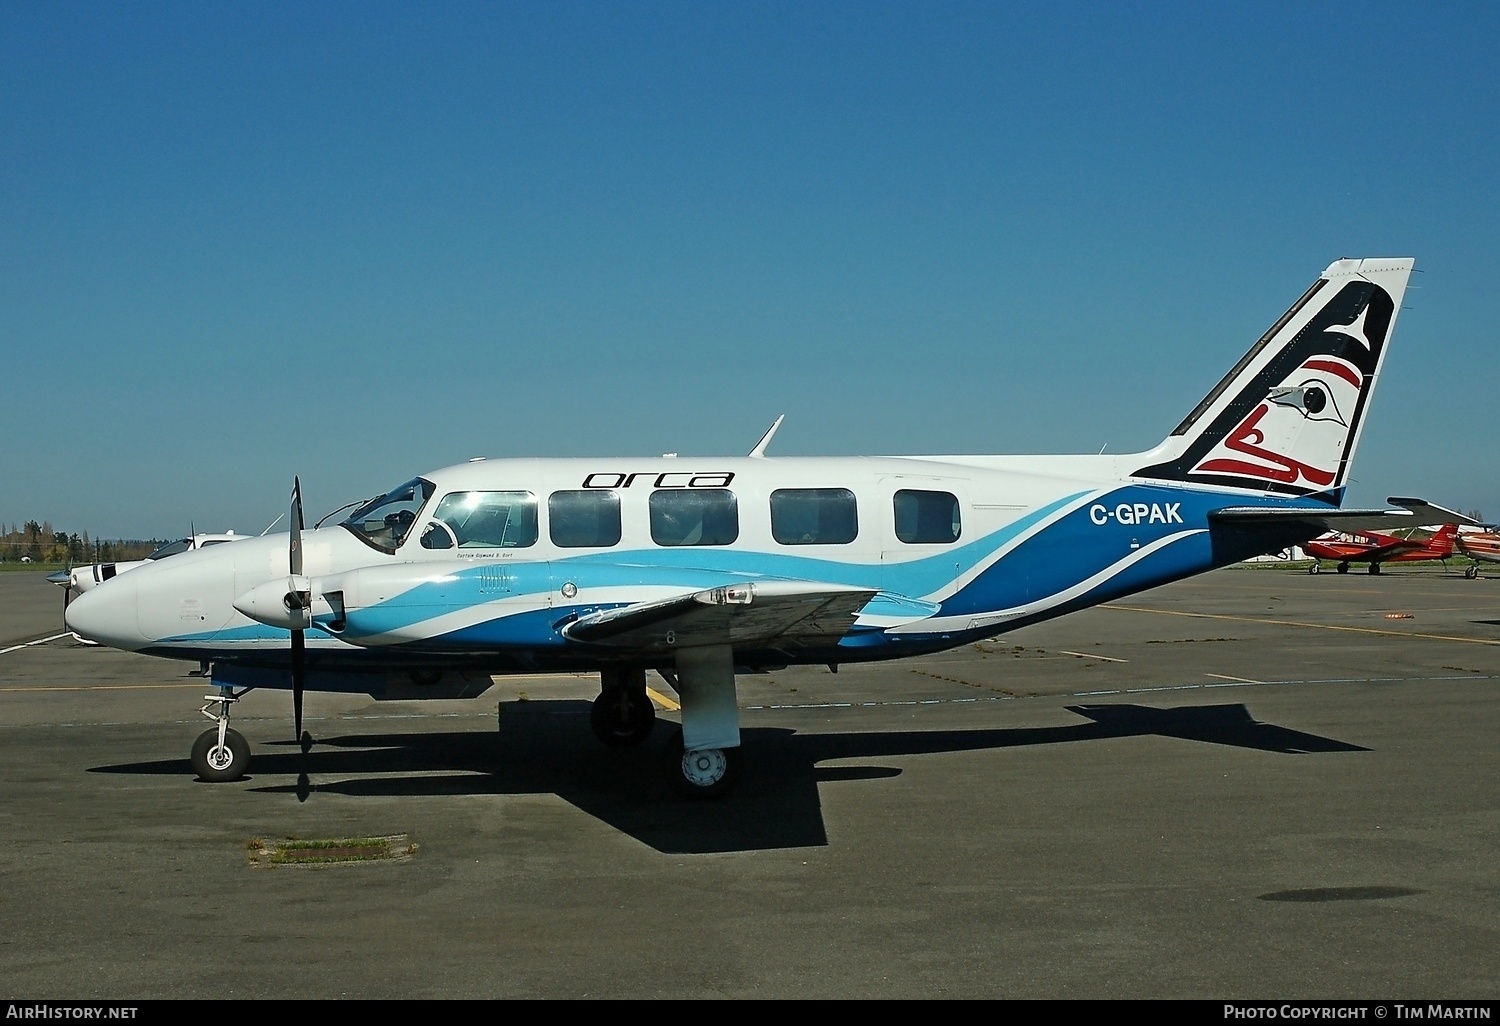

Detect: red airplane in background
[1305, 523, 1460, 575]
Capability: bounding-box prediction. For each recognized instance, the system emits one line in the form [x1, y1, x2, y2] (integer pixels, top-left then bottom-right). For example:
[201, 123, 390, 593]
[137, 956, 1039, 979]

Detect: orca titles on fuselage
[66, 258, 1439, 796]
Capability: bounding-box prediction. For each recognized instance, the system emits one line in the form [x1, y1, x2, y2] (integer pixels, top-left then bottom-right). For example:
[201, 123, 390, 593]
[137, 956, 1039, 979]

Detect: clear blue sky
[4, 2, 1496, 538]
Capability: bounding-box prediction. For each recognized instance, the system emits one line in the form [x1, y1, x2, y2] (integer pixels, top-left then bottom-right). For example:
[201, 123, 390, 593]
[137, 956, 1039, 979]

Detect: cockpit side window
[341, 478, 436, 554]
[422, 491, 538, 549]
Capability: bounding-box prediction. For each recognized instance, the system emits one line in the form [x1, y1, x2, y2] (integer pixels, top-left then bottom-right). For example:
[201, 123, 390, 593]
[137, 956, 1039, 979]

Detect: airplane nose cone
[64, 577, 147, 650]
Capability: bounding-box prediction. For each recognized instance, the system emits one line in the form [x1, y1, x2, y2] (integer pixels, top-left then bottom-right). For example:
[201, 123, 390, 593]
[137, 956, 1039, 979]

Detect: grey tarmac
[0, 566, 1496, 999]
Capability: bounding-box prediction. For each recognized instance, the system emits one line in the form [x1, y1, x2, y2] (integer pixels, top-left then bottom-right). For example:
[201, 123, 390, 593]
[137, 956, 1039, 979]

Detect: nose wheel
[191, 727, 250, 782]
[192, 685, 252, 782]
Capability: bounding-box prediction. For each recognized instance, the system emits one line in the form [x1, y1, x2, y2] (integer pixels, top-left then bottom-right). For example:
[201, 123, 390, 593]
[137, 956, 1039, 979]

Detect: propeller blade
[290, 476, 304, 578]
[288, 476, 309, 754]
[291, 625, 306, 745]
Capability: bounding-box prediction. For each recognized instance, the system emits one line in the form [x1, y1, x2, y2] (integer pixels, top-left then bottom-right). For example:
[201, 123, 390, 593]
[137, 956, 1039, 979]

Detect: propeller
[285, 477, 311, 753]
[45, 567, 75, 615]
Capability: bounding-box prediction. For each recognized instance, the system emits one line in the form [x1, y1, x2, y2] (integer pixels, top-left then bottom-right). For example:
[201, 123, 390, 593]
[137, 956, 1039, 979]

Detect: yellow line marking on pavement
[1103, 604, 1499, 646]
[1205, 672, 1262, 684]
[1058, 650, 1128, 662]
[647, 686, 680, 711]
[0, 683, 204, 693]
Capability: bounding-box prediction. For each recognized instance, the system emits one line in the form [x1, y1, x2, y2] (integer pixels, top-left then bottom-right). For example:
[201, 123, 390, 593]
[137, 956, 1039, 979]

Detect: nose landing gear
[192, 685, 251, 782]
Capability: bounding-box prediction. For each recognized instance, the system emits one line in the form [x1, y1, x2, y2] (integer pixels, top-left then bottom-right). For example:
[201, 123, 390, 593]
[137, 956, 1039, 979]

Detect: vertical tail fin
[1429, 523, 1459, 556]
[1134, 258, 1414, 503]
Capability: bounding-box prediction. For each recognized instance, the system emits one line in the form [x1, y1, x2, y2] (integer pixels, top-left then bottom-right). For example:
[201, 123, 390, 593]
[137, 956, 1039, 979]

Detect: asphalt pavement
[1, 566, 1496, 998]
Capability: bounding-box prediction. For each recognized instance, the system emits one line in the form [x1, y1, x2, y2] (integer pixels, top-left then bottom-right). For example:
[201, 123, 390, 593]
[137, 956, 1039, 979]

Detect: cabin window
[649, 489, 739, 546]
[894, 489, 961, 544]
[421, 491, 537, 549]
[770, 488, 858, 545]
[548, 490, 622, 548]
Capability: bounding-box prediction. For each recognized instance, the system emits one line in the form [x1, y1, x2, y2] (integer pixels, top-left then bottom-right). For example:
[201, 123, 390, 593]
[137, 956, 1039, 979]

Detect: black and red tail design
[1134, 258, 1414, 501]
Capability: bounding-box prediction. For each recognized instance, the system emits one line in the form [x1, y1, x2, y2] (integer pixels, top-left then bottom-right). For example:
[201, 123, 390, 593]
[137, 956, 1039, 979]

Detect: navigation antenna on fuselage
[748, 415, 785, 458]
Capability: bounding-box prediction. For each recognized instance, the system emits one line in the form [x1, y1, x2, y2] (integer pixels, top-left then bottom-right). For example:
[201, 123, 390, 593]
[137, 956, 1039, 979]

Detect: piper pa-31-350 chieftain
[65, 257, 1465, 797]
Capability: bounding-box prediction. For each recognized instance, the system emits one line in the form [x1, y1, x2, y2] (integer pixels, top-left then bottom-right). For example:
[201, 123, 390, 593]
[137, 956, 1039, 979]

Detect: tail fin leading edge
[1134, 258, 1414, 502]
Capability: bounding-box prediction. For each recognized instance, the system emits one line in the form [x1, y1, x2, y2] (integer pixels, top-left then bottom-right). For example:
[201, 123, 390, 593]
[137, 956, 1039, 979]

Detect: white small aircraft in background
[66, 258, 1463, 798]
[47, 532, 247, 610]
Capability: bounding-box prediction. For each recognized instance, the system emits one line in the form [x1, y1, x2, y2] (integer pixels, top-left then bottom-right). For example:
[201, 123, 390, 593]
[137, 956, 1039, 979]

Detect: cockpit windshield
[340, 477, 436, 553]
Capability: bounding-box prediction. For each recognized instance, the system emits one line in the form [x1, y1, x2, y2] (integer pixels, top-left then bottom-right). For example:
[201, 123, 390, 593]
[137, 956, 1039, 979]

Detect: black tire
[662, 730, 742, 799]
[191, 728, 250, 782]
[1466, 564, 1479, 579]
[590, 689, 656, 747]
[1308, 563, 1320, 575]
[1369, 562, 1381, 575]
[1336, 563, 1349, 574]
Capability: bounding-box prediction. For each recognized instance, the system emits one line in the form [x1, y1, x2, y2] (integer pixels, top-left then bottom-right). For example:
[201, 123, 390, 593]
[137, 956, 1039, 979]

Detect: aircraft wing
[1353, 537, 1426, 560]
[1209, 497, 1481, 536]
[562, 581, 878, 651]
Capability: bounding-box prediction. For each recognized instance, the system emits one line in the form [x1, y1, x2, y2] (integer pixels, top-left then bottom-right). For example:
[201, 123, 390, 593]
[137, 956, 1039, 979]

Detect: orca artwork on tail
[65, 257, 1475, 797]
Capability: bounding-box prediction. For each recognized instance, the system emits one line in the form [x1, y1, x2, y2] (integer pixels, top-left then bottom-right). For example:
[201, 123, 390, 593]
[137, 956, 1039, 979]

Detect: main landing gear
[590, 667, 657, 747]
[191, 685, 252, 782]
[591, 657, 744, 799]
[662, 730, 742, 799]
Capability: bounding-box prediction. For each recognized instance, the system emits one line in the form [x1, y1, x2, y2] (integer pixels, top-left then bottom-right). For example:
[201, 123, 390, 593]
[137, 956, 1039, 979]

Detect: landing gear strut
[192, 685, 251, 782]
[590, 667, 656, 747]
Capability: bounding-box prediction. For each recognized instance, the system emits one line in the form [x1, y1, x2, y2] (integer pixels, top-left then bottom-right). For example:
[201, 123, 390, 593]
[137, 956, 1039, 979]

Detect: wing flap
[562, 581, 878, 651]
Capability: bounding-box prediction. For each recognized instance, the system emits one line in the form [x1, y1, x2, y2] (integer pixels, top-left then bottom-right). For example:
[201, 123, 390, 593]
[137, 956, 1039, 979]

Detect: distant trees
[0, 522, 158, 563]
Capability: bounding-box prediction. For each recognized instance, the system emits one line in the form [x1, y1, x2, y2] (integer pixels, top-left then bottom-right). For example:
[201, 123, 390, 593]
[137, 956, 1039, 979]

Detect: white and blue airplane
[65, 257, 1456, 797]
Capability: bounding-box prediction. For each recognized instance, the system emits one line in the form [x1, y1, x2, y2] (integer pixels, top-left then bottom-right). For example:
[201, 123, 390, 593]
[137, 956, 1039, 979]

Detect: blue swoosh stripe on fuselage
[933, 483, 1327, 622]
[333, 492, 1090, 639]
[160, 624, 341, 645]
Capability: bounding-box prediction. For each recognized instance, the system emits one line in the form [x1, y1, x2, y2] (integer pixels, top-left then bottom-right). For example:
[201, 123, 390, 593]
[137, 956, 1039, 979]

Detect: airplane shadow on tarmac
[92, 700, 1366, 854]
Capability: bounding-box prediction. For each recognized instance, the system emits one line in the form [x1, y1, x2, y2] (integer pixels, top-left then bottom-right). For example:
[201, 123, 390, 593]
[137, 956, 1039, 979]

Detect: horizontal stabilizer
[563, 581, 877, 651]
[1209, 497, 1481, 536]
